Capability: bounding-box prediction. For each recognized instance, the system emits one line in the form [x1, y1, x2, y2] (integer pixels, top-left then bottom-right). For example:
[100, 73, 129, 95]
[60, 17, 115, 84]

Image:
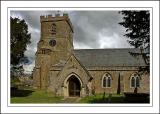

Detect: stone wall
[88, 67, 149, 94]
[47, 65, 150, 97]
[124, 72, 149, 93]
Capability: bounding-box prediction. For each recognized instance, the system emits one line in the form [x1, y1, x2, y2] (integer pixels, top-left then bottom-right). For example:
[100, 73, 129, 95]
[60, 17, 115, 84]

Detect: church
[33, 13, 149, 97]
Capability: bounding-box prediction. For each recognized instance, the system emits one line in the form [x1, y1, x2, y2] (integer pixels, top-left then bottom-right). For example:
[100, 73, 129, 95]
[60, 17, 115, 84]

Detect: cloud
[68, 11, 130, 48]
[10, 10, 131, 74]
[23, 61, 35, 74]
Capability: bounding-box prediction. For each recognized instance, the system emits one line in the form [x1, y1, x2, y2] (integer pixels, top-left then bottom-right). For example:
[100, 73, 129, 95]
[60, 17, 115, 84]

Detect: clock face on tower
[49, 39, 56, 47]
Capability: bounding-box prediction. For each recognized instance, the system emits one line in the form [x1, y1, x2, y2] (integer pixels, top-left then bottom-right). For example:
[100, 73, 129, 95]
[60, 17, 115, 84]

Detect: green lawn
[79, 94, 125, 103]
[79, 93, 149, 103]
[11, 88, 62, 103]
[11, 88, 124, 103]
[11, 88, 149, 103]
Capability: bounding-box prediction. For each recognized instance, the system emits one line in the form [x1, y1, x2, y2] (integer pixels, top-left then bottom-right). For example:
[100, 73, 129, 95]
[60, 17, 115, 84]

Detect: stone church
[33, 13, 149, 97]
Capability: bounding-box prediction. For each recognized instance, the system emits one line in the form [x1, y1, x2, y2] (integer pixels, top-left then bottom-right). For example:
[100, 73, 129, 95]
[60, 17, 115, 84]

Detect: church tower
[33, 13, 74, 89]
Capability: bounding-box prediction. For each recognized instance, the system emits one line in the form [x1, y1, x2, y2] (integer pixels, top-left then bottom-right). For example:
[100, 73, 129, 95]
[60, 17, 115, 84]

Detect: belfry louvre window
[102, 74, 111, 88]
[130, 74, 140, 88]
[51, 23, 56, 35]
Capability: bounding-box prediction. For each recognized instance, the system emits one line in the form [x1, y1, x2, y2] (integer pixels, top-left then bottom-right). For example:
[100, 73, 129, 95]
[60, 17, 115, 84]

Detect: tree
[11, 17, 31, 76]
[119, 11, 150, 73]
[117, 73, 121, 94]
[119, 11, 150, 49]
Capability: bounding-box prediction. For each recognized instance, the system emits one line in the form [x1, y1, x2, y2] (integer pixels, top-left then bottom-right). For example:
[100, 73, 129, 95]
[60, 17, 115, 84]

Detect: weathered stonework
[33, 14, 150, 97]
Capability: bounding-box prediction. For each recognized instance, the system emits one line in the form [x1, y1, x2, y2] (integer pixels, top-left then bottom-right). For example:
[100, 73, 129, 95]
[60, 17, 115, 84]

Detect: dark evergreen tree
[11, 17, 31, 76]
[119, 11, 150, 73]
[117, 74, 121, 94]
[119, 10, 150, 49]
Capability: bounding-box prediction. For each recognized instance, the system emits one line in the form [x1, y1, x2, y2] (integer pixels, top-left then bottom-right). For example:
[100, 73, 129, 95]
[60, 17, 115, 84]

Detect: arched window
[107, 76, 111, 87]
[41, 49, 51, 54]
[103, 76, 106, 87]
[136, 76, 140, 87]
[131, 76, 135, 87]
[102, 73, 112, 88]
[130, 73, 140, 88]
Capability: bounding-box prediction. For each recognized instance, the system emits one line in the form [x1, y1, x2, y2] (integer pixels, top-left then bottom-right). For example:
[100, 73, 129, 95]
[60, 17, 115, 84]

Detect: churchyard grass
[11, 87, 124, 103]
[11, 88, 62, 103]
[11, 87, 149, 103]
[79, 93, 125, 103]
[79, 93, 149, 103]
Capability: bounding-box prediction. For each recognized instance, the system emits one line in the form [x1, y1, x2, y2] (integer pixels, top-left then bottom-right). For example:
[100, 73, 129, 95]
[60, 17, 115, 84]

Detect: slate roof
[74, 48, 147, 67]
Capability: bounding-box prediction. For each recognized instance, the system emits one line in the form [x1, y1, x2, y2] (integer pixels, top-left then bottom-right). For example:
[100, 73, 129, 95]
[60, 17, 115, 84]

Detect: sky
[10, 10, 132, 74]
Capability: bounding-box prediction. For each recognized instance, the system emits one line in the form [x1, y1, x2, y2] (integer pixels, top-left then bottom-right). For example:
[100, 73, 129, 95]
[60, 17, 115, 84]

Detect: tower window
[42, 49, 45, 54]
[51, 23, 56, 35]
[41, 49, 51, 54]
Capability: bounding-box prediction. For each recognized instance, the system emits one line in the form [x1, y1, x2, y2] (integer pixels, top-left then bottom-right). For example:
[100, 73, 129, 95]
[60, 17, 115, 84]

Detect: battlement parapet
[40, 13, 69, 22]
[40, 13, 73, 32]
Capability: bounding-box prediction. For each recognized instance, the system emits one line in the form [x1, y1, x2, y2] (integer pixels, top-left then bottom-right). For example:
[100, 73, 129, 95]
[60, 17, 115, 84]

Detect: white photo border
[1, 1, 159, 113]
